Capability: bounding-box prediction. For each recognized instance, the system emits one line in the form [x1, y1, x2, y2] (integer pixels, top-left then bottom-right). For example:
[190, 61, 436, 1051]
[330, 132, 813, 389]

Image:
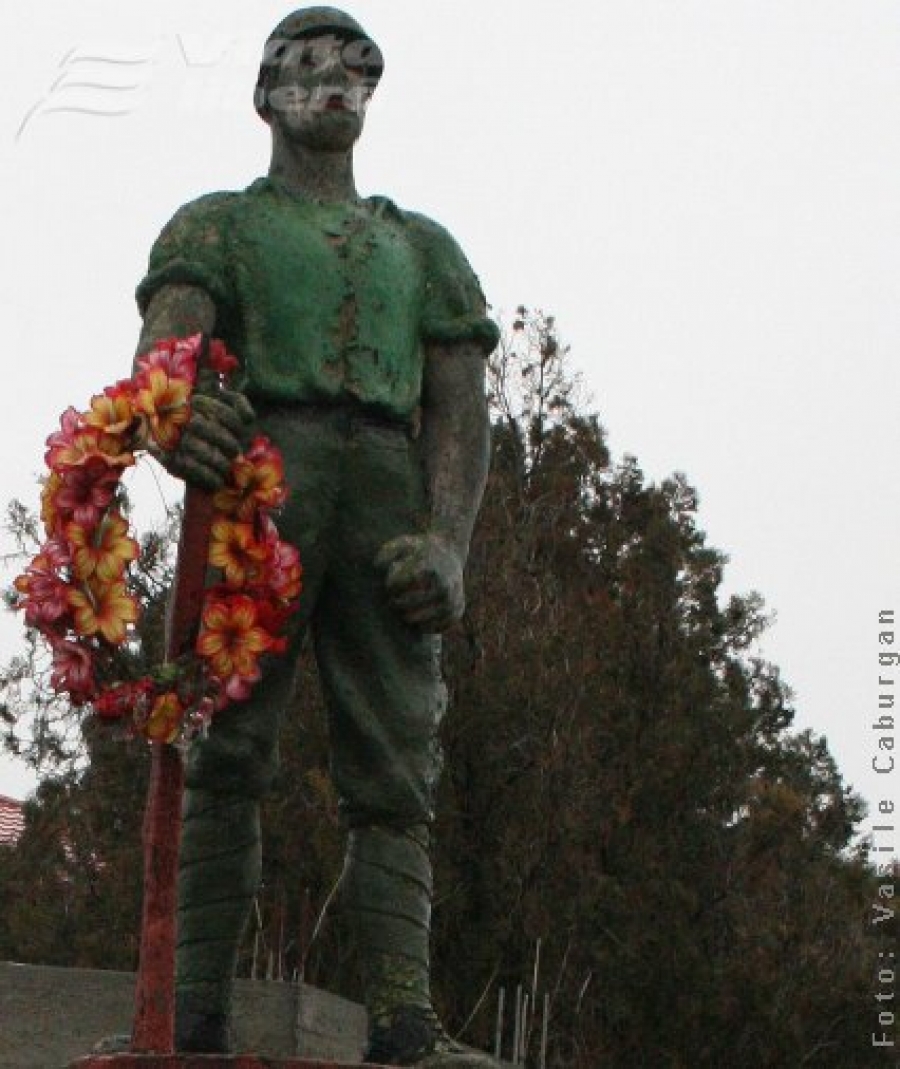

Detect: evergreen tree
[0, 311, 894, 1067]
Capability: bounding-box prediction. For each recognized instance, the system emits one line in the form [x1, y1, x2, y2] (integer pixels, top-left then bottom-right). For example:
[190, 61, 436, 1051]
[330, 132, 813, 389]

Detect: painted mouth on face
[325, 93, 349, 111]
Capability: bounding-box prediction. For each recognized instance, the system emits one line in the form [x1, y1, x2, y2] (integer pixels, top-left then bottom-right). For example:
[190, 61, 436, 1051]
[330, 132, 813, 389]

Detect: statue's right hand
[155, 387, 255, 491]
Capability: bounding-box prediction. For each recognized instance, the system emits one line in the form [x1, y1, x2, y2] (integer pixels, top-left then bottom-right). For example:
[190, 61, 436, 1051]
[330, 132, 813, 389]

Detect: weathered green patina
[134, 8, 502, 1066]
[137, 182, 497, 422]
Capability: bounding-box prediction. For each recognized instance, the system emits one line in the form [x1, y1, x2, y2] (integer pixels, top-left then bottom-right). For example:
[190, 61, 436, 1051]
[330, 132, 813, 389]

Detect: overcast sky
[2, 1, 898, 848]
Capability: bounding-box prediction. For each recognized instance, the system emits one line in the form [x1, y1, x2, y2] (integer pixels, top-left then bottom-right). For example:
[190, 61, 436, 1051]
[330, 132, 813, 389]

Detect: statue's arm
[420, 340, 490, 564]
[135, 284, 216, 363]
[135, 284, 252, 489]
[377, 341, 489, 631]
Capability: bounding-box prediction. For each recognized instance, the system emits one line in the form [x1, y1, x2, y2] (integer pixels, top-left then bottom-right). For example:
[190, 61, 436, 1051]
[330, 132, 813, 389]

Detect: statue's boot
[344, 825, 504, 1068]
[174, 787, 261, 1053]
[368, 1005, 509, 1068]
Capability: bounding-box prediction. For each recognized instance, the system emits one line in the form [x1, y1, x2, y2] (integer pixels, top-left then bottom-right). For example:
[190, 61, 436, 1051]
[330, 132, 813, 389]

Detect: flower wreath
[14, 334, 301, 745]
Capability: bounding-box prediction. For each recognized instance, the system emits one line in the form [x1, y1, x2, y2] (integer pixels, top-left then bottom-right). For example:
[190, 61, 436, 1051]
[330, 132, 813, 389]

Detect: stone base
[69, 1058, 386, 1068]
[0, 963, 369, 1066]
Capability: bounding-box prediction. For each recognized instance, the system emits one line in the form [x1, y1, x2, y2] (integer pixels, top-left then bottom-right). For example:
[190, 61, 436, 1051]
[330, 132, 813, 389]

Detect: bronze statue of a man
[135, 8, 500, 1066]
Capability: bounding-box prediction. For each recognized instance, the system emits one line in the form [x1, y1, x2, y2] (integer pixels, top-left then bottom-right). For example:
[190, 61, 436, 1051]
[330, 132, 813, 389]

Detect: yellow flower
[133, 367, 191, 451]
[84, 387, 136, 437]
[197, 595, 273, 680]
[68, 576, 139, 645]
[209, 519, 268, 587]
[144, 691, 184, 743]
[213, 437, 287, 521]
[67, 511, 138, 582]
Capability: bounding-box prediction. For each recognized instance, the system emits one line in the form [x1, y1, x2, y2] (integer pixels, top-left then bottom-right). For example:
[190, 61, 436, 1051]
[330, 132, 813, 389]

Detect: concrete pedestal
[0, 963, 370, 1067]
[69, 1058, 385, 1068]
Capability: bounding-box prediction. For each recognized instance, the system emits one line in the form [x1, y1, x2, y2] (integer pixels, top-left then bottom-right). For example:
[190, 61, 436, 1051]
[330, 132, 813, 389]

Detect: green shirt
[136, 177, 499, 422]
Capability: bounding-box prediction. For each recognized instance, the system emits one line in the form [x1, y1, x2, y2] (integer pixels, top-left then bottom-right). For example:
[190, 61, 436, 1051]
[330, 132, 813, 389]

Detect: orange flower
[209, 519, 268, 586]
[197, 594, 273, 681]
[45, 409, 133, 471]
[133, 367, 192, 450]
[40, 471, 63, 536]
[84, 385, 136, 437]
[66, 511, 139, 582]
[144, 691, 185, 743]
[68, 576, 139, 645]
[214, 436, 287, 521]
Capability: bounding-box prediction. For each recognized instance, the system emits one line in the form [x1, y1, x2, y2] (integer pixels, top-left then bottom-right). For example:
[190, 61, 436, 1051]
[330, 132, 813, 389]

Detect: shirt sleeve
[409, 213, 501, 355]
[135, 193, 235, 316]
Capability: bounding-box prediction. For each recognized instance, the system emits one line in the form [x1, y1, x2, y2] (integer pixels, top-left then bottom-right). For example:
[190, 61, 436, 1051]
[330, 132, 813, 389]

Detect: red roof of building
[0, 794, 25, 846]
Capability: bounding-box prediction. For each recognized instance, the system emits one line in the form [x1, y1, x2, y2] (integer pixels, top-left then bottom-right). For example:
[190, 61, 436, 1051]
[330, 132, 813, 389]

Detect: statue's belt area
[249, 397, 419, 437]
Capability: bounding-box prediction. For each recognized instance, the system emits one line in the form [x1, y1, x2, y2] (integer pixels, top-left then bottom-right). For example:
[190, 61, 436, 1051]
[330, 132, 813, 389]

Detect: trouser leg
[174, 409, 337, 1051]
[310, 423, 450, 1060]
[341, 823, 433, 1024]
[344, 824, 504, 1066]
[174, 660, 289, 1051]
[175, 789, 261, 1050]
[174, 631, 305, 1052]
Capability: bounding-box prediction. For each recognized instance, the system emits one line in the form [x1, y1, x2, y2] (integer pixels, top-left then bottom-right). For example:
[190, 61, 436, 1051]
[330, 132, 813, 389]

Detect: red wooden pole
[131, 486, 216, 1053]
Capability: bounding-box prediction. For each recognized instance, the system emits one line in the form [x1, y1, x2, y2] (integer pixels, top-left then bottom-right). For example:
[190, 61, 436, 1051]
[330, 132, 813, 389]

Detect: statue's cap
[255, 7, 383, 120]
[267, 7, 371, 43]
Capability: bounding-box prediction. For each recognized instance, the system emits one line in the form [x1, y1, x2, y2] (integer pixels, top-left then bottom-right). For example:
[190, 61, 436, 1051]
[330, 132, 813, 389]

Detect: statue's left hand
[375, 533, 465, 633]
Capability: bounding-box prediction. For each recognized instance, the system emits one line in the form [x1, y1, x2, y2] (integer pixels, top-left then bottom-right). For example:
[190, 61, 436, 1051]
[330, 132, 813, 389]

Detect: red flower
[135, 335, 201, 385]
[14, 547, 73, 627]
[259, 515, 301, 602]
[208, 339, 239, 376]
[93, 679, 154, 720]
[221, 671, 257, 703]
[42, 538, 72, 569]
[49, 638, 96, 704]
[253, 594, 293, 645]
[52, 459, 121, 530]
[43, 407, 80, 466]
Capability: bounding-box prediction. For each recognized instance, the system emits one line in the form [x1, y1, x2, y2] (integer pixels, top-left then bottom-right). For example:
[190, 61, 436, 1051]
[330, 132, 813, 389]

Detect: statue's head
[255, 7, 383, 150]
